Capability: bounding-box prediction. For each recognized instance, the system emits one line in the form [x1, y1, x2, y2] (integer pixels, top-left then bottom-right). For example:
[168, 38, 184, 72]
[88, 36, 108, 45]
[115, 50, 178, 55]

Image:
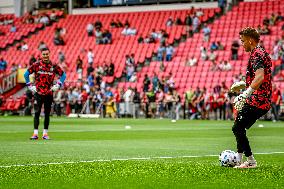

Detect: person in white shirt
[121, 25, 137, 36]
[86, 23, 94, 36]
[21, 42, 29, 51]
[200, 46, 208, 60]
[123, 87, 133, 115]
[87, 49, 94, 65]
[186, 56, 197, 66]
[209, 50, 217, 61]
[166, 44, 174, 61]
[219, 60, 232, 71]
[202, 24, 211, 42]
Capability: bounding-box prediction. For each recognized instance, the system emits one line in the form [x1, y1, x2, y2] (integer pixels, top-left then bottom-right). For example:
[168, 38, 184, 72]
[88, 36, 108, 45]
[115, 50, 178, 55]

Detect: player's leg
[233, 105, 267, 168]
[31, 93, 43, 140]
[42, 94, 53, 139]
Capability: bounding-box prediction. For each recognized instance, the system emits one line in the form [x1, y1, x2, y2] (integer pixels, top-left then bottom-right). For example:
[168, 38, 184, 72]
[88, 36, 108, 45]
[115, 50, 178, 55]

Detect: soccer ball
[219, 150, 238, 167]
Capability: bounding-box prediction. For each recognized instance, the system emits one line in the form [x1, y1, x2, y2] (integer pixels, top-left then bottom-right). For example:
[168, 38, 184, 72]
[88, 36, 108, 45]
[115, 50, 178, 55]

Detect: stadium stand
[117, 0, 284, 96]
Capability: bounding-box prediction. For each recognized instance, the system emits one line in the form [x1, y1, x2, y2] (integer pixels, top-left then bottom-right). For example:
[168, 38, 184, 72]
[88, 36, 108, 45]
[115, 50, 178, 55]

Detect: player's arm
[51, 72, 66, 91]
[24, 67, 37, 93]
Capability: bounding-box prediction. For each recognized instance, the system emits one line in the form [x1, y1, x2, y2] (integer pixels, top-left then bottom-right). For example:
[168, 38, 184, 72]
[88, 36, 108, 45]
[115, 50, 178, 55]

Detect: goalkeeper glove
[27, 83, 37, 93]
[233, 87, 254, 111]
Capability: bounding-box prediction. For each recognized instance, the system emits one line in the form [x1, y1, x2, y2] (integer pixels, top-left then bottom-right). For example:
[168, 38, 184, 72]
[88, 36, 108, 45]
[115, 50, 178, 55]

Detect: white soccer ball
[219, 150, 238, 167]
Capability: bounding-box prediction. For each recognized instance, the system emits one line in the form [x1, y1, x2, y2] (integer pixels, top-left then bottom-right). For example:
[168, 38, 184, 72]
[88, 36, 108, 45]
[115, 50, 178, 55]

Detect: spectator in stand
[271, 84, 282, 122]
[209, 50, 217, 62]
[38, 41, 48, 51]
[231, 40, 240, 60]
[138, 35, 144, 43]
[157, 44, 166, 61]
[192, 14, 200, 33]
[108, 60, 115, 76]
[276, 11, 283, 22]
[186, 56, 197, 66]
[196, 8, 204, 17]
[210, 41, 219, 51]
[143, 74, 151, 92]
[39, 14, 50, 26]
[11, 63, 18, 72]
[102, 30, 112, 44]
[271, 41, 279, 60]
[87, 73, 95, 87]
[217, 41, 224, 50]
[95, 28, 103, 44]
[0, 58, 7, 72]
[165, 43, 174, 61]
[10, 24, 16, 32]
[114, 88, 121, 118]
[200, 46, 208, 61]
[263, 17, 269, 26]
[152, 73, 159, 92]
[129, 72, 137, 82]
[29, 54, 36, 65]
[167, 73, 175, 91]
[217, 89, 227, 120]
[166, 17, 174, 27]
[110, 19, 117, 28]
[151, 29, 159, 40]
[58, 50, 65, 63]
[94, 19, 102, 30]
[219, 60, 232, 71]
[49, 10, 57, 22]
[86, 23, 94, 36]
[175, 17, 183, 25]
[210, 60, 219, 71]
[126, 64, 135, 81]
[121, 25, 137, 36]
[261, 25, 271, 35]
[76, 56, 83, 80]
[185, 13, 192, 27]
[270, 13, 277, 25]
[54, 29, 65, 46]
[130, 54, 135, 66]
[202, 24, 211, 42]
[144, 34, 156, 44]
[87, 48, 94, 66]
[17, 41, 29, 51]
[132, 88, 141, 118]
[218, 0, 226, 14]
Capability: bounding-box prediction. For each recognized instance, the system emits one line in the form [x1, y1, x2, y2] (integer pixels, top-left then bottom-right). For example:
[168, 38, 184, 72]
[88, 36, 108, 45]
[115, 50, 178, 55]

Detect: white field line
[0, 151, 284, 168]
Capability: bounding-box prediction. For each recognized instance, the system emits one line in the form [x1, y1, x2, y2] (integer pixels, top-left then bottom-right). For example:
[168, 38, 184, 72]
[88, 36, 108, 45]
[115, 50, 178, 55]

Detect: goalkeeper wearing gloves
[24, 48, 66, 140]
[232, 27, 272, 168]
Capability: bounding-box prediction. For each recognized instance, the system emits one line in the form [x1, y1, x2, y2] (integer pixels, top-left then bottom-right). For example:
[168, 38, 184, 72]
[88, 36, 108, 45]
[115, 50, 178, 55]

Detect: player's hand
[233, 94, 246, 111]
[28, 85, 37, 93]
[233, 86, 254, 111]
[50, 83, 61, 92]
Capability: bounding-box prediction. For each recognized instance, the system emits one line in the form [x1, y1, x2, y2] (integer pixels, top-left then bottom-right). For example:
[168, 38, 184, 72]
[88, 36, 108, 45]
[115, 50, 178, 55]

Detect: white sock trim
[43, 129, 48, 135]
[34, 130, 38, 135]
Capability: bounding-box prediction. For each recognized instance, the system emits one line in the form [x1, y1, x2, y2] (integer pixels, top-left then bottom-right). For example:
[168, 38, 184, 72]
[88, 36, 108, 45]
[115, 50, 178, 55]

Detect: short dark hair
[40, 47, 50, 52]
[239, 27, 260, 42]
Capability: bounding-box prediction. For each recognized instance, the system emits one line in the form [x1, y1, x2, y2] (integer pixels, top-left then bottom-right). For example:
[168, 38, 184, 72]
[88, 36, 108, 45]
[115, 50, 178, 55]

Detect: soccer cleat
[42, 134, 50, 140]
[30, 134, 38, 140]
[234, 160, 257, 168]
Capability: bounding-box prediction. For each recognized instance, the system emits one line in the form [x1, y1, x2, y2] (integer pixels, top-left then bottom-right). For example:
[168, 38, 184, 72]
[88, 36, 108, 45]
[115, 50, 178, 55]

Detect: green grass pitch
[0, 117, 284, 189]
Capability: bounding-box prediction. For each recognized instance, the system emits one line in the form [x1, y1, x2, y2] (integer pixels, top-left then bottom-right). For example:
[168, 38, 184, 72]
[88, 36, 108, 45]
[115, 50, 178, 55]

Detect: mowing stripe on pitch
[1, 151, 284, 168]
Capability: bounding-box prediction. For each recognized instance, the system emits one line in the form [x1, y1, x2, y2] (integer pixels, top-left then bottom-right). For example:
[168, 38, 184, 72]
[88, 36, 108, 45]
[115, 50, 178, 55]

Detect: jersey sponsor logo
[37, 71, 53, 75]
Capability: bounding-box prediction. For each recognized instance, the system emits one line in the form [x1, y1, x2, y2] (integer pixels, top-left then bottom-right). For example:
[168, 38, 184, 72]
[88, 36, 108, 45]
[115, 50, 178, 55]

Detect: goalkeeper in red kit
[24, 48, 66, 140]
[231, 27, 272, 168]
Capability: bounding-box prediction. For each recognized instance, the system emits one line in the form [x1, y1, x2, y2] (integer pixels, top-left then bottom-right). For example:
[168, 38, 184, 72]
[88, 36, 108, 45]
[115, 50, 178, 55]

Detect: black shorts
[234, 104, 268, 130]
[34, 93, 53, 113]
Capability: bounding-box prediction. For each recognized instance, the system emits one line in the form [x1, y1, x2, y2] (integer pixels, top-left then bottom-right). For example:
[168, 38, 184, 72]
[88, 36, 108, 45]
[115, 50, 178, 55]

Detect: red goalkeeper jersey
[246, 45, 272, 110]
[28, 60, 64, 95]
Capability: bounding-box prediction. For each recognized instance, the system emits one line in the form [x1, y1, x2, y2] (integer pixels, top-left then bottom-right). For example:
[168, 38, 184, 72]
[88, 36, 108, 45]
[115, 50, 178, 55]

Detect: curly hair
[239, 27, 260, 42]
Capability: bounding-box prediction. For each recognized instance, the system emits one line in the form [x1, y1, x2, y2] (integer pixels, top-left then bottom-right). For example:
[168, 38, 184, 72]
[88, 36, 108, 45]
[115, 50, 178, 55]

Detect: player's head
[239, 27, 260, 52]
[41, 48, 50, 62]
